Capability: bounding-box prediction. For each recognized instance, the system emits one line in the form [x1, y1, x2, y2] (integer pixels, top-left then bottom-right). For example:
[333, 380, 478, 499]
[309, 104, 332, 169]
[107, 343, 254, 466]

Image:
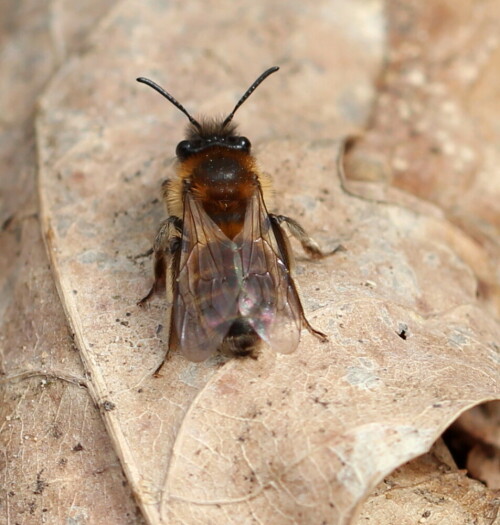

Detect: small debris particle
[405, 68, 425, 86]
[101, 400, 116, 411]
[392, 157, 409, 171]
[72, 443, 84, 452]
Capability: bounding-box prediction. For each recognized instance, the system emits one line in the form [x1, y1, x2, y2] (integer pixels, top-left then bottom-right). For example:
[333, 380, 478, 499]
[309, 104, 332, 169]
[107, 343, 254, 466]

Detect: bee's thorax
[181, 148, 259, 238]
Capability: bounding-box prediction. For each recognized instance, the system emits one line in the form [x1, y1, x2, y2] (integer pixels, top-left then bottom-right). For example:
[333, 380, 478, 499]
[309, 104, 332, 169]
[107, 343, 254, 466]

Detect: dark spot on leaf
[51, 425, 63, 439]
[34, 470, 47, 494]
[397, 323, 409, 340]
[1, 214, 14, 230]
[314, 396, 329, 408]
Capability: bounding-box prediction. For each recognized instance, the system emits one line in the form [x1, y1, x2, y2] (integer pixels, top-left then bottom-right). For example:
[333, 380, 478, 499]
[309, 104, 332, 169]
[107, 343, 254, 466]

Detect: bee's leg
[153, 353, 170, 377]
[270, 215, 330, 343]
[153, 232, 182, 376]
[301, 315, 328, 342]
[138, 216, 182, 306]
[161, 178, 173, 207]
[270, 214, 344, 259]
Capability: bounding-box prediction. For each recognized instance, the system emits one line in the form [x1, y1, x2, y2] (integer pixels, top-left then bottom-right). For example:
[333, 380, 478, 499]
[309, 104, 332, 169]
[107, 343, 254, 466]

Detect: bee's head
[136, 66, 279, 161]
[175, 119, 251, 160]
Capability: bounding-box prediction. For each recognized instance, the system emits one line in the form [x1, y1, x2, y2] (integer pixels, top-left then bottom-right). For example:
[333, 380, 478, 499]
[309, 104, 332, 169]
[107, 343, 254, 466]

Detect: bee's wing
[236, 189, 303, 354]
[173, 193, 241, 361]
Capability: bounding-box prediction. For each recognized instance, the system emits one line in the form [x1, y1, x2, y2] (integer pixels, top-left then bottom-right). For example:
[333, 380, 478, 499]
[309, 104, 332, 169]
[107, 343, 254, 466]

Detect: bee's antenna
[222, 66, 280, 129]
[136, 77, 202, 131]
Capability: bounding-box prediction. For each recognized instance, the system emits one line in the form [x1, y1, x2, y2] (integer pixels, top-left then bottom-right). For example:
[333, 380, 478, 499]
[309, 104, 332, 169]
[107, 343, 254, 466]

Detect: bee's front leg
[270, 214, 344, 259]
[138, 215, 182, 306]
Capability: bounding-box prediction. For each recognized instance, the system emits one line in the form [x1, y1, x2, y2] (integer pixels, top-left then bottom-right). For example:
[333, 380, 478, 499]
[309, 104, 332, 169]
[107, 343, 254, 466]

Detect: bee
[138, 66, 334, 365]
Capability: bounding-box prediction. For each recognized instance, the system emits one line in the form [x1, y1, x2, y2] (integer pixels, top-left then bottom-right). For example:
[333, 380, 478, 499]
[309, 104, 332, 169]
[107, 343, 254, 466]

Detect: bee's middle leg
[270, 214, 344, 259]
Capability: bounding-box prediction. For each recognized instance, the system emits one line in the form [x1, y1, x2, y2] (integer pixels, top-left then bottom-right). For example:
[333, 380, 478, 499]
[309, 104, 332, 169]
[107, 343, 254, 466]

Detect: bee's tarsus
[329, 244, 346, 256]
[153, 353, 170, 377]
[309, 326, 328, 343]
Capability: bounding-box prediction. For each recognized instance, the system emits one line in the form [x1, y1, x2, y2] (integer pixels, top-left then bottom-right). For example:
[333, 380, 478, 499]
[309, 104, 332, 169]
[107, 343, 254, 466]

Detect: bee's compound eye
[239, 137, 251, 151]
[229, 136, 251, 151]
[176, 140, 193, 159]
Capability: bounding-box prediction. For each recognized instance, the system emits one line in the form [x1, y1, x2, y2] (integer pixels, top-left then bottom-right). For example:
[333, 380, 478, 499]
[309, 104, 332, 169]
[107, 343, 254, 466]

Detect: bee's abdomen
[220, 318, 260, 358]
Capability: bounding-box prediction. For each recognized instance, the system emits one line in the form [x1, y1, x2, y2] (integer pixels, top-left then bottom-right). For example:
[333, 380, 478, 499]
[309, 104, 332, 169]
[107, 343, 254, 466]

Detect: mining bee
[138, 66, 334, 365]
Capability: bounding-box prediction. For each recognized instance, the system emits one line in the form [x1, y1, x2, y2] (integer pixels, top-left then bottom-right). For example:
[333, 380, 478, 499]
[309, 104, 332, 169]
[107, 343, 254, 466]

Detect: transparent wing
[235, 189, 303, 354]
[174, 188, 304, 361]
[173, 193, 241, 361]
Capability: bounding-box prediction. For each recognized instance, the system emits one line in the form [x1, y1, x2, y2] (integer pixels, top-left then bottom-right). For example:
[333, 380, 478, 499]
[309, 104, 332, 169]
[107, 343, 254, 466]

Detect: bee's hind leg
[138, 216, 182, 306]
[270, 214, 338, 344]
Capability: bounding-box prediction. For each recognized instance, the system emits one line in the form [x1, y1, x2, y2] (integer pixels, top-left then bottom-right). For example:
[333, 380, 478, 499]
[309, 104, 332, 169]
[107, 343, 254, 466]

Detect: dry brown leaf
[455, 401, 500, 449]
[346, 0, 500, 317]
[0, 1, 142, 523]
[445, 401, 500, 489]
[0, 221, 142, 524]
[467, 443, 500, 489]
[34, 2, 500, 524]
[358, 439, 500, 524]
